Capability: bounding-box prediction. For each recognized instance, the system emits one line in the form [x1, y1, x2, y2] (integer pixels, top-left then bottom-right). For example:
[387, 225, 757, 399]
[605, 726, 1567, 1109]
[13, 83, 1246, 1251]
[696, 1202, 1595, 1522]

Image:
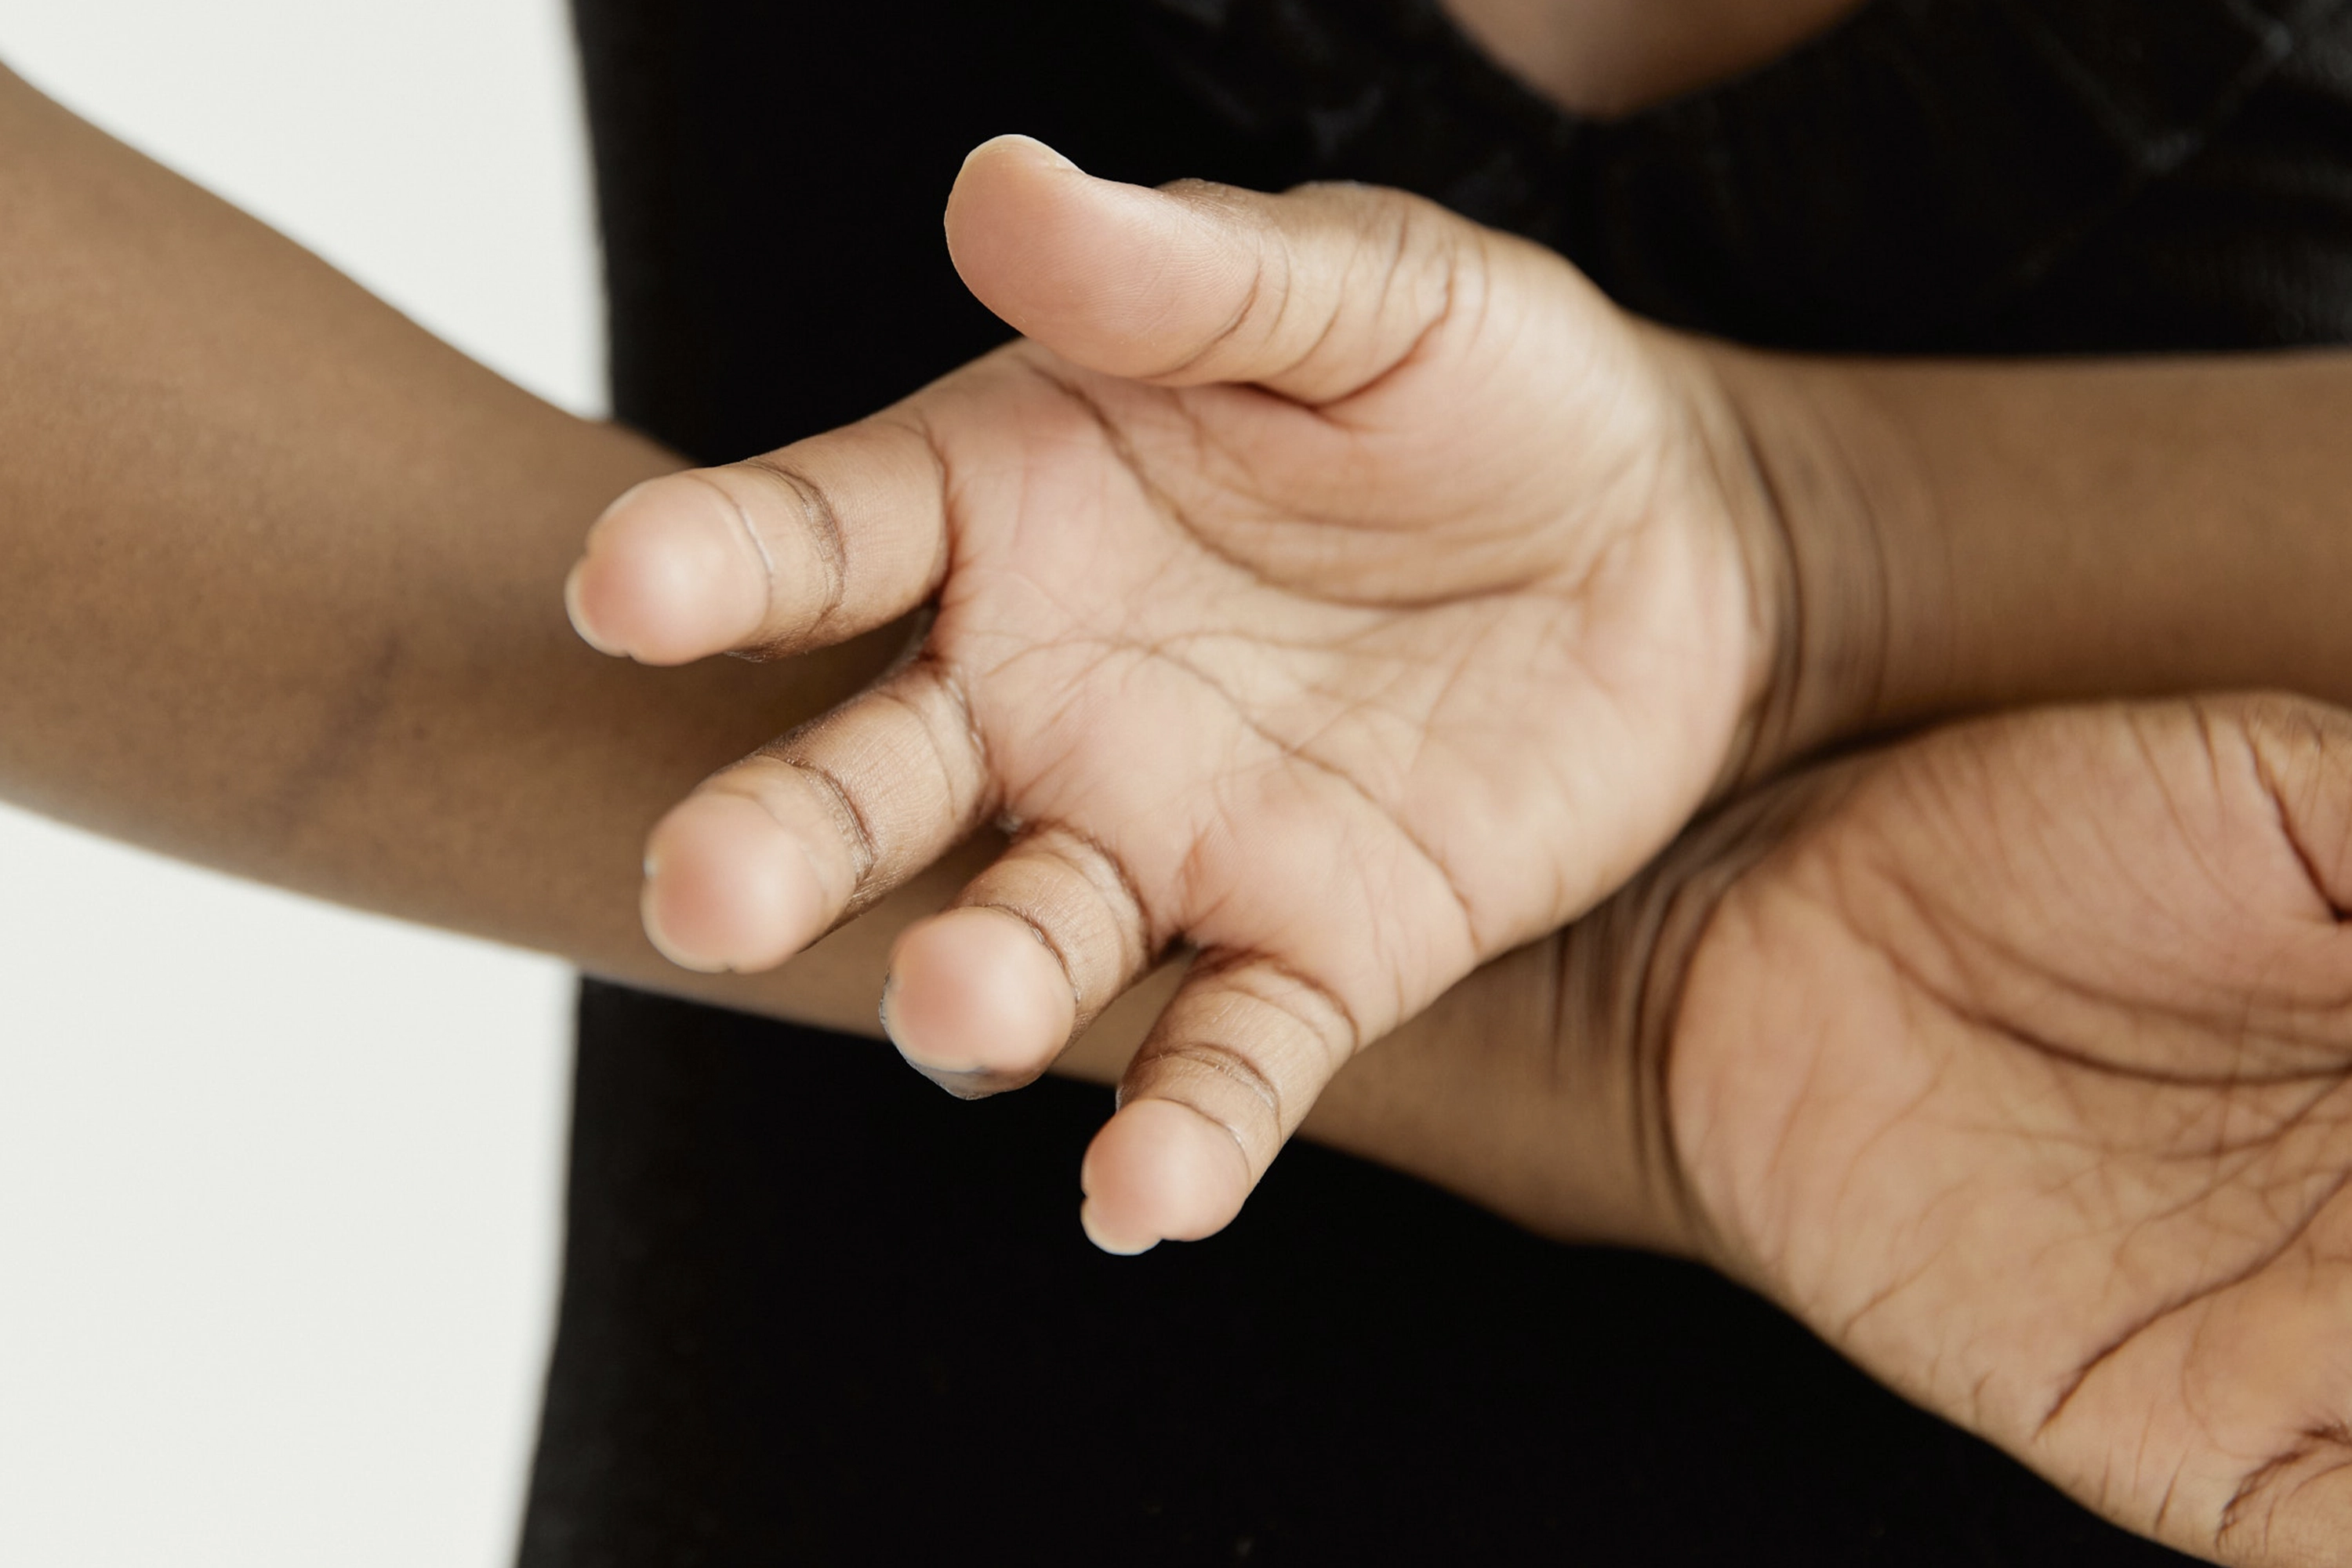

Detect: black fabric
[526, 983, 2184, 1566]
[1131, 0, 2352, 349]
[526, 1, 2352, 1561]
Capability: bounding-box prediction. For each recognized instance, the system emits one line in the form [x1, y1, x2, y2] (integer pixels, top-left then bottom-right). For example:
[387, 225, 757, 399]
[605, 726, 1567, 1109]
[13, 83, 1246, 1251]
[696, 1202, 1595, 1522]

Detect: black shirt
[523, 2, 2352, 1561]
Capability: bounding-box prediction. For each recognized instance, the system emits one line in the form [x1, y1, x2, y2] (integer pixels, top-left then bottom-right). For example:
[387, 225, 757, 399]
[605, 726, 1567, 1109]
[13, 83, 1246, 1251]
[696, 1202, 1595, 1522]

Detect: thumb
[944, 134, 1477, 404]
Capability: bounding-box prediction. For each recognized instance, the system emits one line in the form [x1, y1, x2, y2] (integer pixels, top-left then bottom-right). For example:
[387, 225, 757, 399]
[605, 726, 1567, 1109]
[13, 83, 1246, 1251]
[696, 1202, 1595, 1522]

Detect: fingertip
[882, 906, 1078, 1087]
[563, 557, 625, 657]
[955, 132, 1080, 183]
[943, 136, 1093, 334]
[945, 132, 1207, 368]
[568, 476, 768, 666]
[641, 793, 825, 974]
[1077, 1098, 1251, 1254]
[1077, 1196, 1158, 1257]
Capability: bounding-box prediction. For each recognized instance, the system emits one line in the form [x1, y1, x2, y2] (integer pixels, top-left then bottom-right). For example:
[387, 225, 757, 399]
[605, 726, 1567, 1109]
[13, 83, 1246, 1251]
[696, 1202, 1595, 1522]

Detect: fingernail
[971, 132, 1080, 174]
[881, 978, 1018, 1099]
[1022, 136, 1080, 172]
[909, 1063, 1012, 1101]
[1079, 1198, 1159, 1257]
[877, 908, 1074, 1091]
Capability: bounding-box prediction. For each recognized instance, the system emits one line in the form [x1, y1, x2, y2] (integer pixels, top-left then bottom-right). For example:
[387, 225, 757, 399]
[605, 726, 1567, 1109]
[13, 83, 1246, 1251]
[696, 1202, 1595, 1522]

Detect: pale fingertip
[878, 979, 1018, 1100]
[882, 906, 1077, 1083]
[640, 793, 825, 974]
[569, 476, 769, 666]
[945, 133, 1144, 350]
[959, 132, 1080, 178]
[1079, 1098, 1251, 1252]
[563, 557, 627, 658]
[640, 879, 724, 973]
[1078, 1196, 1160, 1257]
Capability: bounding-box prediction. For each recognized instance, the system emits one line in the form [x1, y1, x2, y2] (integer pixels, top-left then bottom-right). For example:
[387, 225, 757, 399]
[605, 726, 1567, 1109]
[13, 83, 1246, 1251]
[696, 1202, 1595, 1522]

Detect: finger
[565, 410, 949, 666]
[640, 657, 992, 973]
[945, 134, 1475, 404]
[880, 825, 1160, 1097]
[1076, 954, 1361, 1254]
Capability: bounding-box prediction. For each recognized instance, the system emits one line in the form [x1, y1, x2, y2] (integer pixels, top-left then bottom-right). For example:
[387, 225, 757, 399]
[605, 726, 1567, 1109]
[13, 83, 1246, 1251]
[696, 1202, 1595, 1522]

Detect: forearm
[0, 64, 1091, 1045]
[1723, 343, 2352, 762]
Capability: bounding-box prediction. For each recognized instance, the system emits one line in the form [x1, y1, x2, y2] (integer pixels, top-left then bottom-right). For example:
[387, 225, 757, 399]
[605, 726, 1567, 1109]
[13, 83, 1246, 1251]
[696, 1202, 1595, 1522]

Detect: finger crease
[1047, 823, 1163, 966]
[927, 655, 992, 783]
[739, 457, 849, 633]
[1248, 954, 1365, 1058]
[1152, 1040, 1284, 1127]
[1194, 950, 1364, 1059]
[884, 408, 956, 604]
[1153, 246, 1266, 383]
[789, 759, 880, 887]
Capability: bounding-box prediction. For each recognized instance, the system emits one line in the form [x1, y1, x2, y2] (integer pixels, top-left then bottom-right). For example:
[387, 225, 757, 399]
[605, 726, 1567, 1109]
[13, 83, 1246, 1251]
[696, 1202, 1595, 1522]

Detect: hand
[1331, 695, 2352, 1565]
[564, 137, 1787, 1252]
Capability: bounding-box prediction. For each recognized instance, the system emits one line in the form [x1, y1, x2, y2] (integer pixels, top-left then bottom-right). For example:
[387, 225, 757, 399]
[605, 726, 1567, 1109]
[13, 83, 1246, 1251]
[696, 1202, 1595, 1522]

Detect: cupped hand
[564, 137, 1782, 1252]
[1336, 695, 2352, 1565]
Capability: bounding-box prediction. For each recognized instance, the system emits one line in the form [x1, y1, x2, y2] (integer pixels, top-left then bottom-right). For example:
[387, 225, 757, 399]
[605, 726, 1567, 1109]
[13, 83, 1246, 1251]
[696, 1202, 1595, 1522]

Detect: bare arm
[19, 43, 2352, 1253]
[0, 64, 1187, 1058]
[1735, 346, 2352, 767]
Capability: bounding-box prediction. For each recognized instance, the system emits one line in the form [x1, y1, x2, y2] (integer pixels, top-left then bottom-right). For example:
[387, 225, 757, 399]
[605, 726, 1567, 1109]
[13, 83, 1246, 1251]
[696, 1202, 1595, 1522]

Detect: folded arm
[1732, 343, 2352, 768]
[567, 139, 2352, 1248]
[17, 48, 2352, 1265]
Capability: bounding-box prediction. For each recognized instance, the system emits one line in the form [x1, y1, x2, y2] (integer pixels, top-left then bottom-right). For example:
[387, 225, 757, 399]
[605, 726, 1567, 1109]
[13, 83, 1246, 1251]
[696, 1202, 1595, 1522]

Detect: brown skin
[575, 140, 2352, 1254]
[0, 58, 1102, 1047]
[572, 140, 1786, 1252]
[1443, 0, 1872, 118]
[1682, 699, 2352, 1568]
[16, 34, 2352, 1200]
[1338, 695, 2352, 1566]
[8, 20, 2352, 1559]
[15, 24, 2352, 1209]
[12, 2, 2349, 1123]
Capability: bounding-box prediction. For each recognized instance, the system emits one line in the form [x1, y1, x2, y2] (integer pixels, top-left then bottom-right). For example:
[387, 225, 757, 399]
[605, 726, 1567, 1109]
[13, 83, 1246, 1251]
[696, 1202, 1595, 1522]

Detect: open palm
[568, 138, 1777, 1251]
[1343, 696, 2352, 1564]
[1678, 696, 2352, 1565]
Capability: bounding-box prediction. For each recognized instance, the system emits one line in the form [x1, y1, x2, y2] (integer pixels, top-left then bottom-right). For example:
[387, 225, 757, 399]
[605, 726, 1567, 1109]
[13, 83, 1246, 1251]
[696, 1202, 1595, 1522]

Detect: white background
[0, 3, 598, 1564]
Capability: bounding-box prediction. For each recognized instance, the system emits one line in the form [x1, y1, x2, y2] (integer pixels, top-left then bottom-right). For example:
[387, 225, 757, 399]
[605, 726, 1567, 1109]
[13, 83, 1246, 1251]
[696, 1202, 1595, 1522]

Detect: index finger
[564, 408, 949, 666]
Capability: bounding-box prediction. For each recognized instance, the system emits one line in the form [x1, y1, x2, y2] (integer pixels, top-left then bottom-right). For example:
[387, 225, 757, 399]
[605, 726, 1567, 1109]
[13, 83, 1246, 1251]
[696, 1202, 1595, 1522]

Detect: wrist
[1678, 339, 1937, 787]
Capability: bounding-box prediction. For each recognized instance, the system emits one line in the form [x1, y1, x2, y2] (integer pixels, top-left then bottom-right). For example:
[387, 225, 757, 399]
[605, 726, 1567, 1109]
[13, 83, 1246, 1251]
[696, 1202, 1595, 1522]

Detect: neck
[1441, 0, 1871, 119]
